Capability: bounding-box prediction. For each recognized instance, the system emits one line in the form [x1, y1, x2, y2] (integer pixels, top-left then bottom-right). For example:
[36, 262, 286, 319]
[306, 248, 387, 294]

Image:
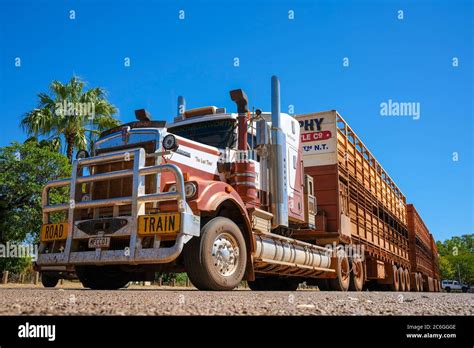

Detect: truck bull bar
[37, 148, 200, 266]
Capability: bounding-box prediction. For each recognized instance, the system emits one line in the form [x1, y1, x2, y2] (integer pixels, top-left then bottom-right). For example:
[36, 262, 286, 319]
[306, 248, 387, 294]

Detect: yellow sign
[138, 213, 180, 235]
[41, 223, 68, 241]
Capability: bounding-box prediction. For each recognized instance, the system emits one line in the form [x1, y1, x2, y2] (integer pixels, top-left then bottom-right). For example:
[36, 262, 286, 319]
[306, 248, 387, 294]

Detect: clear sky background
[0, 0, 472, 242]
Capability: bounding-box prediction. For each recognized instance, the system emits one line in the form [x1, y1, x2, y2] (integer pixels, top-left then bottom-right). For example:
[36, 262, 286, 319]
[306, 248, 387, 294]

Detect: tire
[398, 267, 406, 292]
[411, 273, 419, 292]
[404, 269, 411, 292]
[41, 273, 59, 288]
[349, 257, 364, 291]
[248, 277, 299, 291]
[328, 251, 350, 291]
[445, 287, 451, 293]
[184, 217, 247, 291]
[389, 265, 399, 291]
[414, 274, 419, 292]
[76, 266, 129, 290]
[417, 273, 424, 292]
[462, 287, 468, 293]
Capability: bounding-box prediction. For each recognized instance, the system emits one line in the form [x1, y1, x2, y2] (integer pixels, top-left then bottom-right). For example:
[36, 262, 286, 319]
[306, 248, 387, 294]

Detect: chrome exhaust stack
[174, 96, 186, 122]
[269, 76, 289, 228]
[177, 96, 185, 116]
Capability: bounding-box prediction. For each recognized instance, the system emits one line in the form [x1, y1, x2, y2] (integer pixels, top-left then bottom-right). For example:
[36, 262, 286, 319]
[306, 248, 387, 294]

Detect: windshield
[169, 119, 237, 149]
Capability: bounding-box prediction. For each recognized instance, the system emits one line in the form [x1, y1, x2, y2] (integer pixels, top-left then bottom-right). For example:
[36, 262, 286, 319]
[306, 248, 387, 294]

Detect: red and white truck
[36, 76, 440, 291]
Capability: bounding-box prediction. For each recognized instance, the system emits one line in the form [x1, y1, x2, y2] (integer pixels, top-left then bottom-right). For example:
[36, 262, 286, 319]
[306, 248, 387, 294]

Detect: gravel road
[0, 284, 472, 316]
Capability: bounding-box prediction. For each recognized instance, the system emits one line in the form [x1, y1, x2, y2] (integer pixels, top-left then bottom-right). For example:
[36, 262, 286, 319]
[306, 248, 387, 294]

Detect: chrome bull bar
[37, 148, 200, 266]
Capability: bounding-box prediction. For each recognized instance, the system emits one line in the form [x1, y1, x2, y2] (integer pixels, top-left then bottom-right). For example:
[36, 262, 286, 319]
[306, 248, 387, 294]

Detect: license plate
[88, 237, 111, 249]
[41, 223, 68, 242]
[138, 213, 180, 235]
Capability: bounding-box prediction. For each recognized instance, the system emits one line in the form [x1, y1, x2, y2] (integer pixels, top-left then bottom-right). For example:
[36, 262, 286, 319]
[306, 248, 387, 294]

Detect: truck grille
[77, 218, 128, 235]
[87, 141, 158, 219]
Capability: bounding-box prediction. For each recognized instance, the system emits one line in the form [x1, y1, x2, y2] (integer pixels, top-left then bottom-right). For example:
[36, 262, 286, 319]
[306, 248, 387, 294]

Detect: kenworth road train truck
[36, 76, 440, 291]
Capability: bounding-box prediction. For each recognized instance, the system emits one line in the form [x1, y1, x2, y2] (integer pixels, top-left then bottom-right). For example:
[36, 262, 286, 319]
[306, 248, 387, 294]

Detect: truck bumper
[37, 148, 201, 267]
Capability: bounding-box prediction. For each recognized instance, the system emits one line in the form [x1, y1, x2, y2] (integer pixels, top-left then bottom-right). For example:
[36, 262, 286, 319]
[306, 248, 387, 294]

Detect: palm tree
[21, 76, 120, 162]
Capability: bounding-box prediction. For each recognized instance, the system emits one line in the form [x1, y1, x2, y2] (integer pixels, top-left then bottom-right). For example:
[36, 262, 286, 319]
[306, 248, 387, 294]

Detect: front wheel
[184, 217, 247, 291]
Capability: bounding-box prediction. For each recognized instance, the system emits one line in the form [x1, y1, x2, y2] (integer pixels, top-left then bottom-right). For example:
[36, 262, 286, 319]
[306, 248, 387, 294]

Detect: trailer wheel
[412, 273, 419, 291]
[248, 277, 299, 291]
[328, 251, 350, 291]
[41, 273, 59, 288]
[184, 217, 247, 291]
[418, 273, 425, 292]
[398, 267, 406, 292]
[404, 269, 411, 292]
[76, 266, 130, 290]
[389, 265, 399, 291]
[349, 258, 364, 291]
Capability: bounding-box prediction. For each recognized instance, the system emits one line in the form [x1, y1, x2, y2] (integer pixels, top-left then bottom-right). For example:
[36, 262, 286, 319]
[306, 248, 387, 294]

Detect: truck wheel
[417, 273, 423, 292]
[445, 287, 451, 293]
[413, 273, 419, 292]
[404, 269, 411, 292]
[389, 265, 399, 291]
[76, 266, 129, 290]
[248, 277, 299, 291]
[398, 267, 406, 292]
[184, 217, 247, 291]
[328, 252, 350, 291]
[41, 273, 59, 288]
[349, 258, 364, 291]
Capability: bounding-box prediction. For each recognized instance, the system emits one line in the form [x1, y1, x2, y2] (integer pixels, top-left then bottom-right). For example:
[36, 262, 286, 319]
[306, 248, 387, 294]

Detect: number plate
[41, 223, 68, 242]
[88, 237, 111, 249]
[138, 213, 180, 235]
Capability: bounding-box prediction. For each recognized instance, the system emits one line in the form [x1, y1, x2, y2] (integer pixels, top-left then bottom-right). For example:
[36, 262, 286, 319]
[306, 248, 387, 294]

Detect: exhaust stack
[177, 96, 186, 116]
[270, 76, 288, 228]
[230, 89, 249, 151]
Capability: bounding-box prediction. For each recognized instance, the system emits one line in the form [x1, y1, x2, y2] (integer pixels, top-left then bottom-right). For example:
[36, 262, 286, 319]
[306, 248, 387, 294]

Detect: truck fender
[190, 180, 256, 280]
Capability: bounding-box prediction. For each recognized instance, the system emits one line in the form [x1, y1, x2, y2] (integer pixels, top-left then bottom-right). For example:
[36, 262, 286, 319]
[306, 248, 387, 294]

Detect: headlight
[184, 182, 197, 198]
[166, 182, 197, 198]
[163, 134, 179, 151]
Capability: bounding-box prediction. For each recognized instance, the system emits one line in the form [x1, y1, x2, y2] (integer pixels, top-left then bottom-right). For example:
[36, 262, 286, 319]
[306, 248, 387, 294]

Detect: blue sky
[0, 0, 472, 242]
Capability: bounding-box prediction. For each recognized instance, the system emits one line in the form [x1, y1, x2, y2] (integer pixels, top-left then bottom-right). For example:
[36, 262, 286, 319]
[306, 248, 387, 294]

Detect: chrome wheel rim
[211, 233, 239, 277]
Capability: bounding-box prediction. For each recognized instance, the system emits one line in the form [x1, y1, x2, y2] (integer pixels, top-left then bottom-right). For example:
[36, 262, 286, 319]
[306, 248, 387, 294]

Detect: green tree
[0, 141, 71, 272]
[437, 234, 474, 284]
[438, 255, 455, 280]
[20, 76, 120, 162]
